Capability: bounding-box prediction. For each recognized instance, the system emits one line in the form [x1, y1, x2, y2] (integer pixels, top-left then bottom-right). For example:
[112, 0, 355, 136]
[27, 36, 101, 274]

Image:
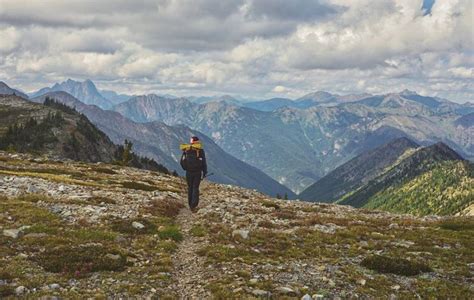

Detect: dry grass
[144, 198, 185, 219]
[272, 209, 297, 220]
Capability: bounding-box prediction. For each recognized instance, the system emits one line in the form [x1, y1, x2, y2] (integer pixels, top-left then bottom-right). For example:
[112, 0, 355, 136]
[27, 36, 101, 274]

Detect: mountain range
[111, 91, 473, 193]
[3, 79, 473, 196]
[30, 91, 295, 198]
[300, 137, 473, 216]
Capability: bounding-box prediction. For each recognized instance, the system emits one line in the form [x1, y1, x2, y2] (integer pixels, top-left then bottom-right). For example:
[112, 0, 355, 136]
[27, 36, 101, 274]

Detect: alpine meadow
[0, 0, 472, 299]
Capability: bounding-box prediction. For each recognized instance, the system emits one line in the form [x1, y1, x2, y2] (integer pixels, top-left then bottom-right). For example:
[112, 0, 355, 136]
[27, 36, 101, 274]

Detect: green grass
[158, 225, 183, 242]
[0, 197, 62, 228]
[65, 228, 118, 242]
[190, 224, 207, 237]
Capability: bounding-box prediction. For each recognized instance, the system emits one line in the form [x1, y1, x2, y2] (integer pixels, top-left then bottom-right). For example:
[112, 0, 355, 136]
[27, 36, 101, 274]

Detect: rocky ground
[0, 151, 473, 299]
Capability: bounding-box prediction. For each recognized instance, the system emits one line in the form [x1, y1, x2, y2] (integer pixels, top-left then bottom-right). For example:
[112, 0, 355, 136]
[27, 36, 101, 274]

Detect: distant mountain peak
[83, 79, 98, 90]
[30, 79, 112, 109]
[298, 91, 335, 101]
[399, 89, 419, 96]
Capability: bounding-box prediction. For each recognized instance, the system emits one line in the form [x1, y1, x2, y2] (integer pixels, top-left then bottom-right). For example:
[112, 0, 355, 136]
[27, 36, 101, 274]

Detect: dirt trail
[169, 183, 212, 299]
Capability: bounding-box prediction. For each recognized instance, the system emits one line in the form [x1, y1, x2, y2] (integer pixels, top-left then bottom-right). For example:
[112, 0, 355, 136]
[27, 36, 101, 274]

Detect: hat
[190, 136, 200, 144]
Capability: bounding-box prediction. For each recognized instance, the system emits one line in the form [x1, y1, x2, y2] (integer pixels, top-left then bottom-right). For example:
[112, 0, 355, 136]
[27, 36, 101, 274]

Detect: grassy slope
[0, 152, 472, 298]
[364, 161, 474, 216]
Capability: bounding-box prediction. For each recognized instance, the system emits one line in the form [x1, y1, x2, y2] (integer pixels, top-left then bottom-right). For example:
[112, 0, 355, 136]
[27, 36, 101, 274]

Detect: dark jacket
[180, 148, 207, 174]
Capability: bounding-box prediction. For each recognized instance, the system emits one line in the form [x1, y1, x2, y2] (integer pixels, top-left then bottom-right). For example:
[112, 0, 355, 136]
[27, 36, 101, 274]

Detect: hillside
[0, 151, 472, 298]
[337, 143, 470, 215]
[0, 94, 170, 173]
[32, 92, 295, 198]
[364, 160, 474, 216]
[299, 138, 420, 202]
[0, 95, 117, 163]
[455, 113, 474, 128]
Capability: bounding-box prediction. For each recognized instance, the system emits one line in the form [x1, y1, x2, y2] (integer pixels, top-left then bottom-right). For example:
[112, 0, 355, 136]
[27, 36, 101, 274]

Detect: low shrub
[258, 220, 278, 229]
[33, 244, 127, 276]
[261, 200, 280, 210]
[145, 198, 184, 218]
[361, 255, 432, 276]
[272, 209, 297, 220]
[437, 218, 474, 231]
[121, 181, 158, 191]
[0, 270, 14, 281]
[0, 285, 15, 297]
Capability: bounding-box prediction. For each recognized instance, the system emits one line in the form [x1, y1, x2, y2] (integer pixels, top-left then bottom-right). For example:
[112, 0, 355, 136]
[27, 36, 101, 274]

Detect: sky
[0, 0, 472, 102]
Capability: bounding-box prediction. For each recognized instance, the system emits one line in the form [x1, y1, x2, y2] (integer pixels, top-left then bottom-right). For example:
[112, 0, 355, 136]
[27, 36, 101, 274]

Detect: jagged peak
[399, 89, 418, 96]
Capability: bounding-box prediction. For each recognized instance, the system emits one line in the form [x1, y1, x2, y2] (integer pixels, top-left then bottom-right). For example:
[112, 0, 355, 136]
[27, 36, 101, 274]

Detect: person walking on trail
[180, 136, 207, 212]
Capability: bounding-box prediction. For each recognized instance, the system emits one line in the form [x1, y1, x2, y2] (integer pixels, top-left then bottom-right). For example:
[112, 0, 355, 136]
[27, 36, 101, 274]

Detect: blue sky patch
[422, 0, 435, 16]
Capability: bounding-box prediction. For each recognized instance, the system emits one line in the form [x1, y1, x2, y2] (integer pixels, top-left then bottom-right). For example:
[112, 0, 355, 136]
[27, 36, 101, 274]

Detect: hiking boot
[190, 207, 199, 213]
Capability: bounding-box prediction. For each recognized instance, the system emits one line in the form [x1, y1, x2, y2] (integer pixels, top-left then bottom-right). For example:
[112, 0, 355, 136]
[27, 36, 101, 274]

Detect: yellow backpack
[180, 142, 203, 151]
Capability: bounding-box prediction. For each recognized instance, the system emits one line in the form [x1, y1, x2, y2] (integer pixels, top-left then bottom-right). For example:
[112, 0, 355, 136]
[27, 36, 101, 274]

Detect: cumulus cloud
[0, 0, 472, 102]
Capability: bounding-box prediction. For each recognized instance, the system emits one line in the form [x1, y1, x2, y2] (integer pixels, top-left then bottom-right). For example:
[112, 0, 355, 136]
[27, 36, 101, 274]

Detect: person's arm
[201, 150, 208, 176]
[180, 152, 187, 170]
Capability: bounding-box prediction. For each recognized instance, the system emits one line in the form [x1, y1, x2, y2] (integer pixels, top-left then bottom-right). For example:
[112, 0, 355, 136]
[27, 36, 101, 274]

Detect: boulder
[132, 221, 145, 230]
[232, 229, 249, 240]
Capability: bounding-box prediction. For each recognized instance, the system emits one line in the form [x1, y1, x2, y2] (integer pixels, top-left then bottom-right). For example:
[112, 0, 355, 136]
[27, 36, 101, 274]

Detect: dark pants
[186, 171, 202, 209]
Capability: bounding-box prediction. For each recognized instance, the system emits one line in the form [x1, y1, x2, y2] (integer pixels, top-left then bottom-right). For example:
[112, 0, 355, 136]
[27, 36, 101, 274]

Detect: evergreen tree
[122, 139, 133, 166]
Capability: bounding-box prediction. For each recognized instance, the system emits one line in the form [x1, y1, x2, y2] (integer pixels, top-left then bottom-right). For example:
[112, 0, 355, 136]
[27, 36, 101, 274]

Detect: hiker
[180, 136, 207, 212]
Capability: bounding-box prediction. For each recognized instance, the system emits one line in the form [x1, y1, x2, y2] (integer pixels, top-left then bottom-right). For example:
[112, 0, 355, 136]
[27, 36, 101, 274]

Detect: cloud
[0, 0, 472, 102]
[272, 85, 288, 93]
[245, 0, 342, 21]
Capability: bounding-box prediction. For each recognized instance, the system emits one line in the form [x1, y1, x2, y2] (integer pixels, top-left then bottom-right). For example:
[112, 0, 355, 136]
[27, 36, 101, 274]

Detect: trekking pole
[203, 172, 214, 179]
